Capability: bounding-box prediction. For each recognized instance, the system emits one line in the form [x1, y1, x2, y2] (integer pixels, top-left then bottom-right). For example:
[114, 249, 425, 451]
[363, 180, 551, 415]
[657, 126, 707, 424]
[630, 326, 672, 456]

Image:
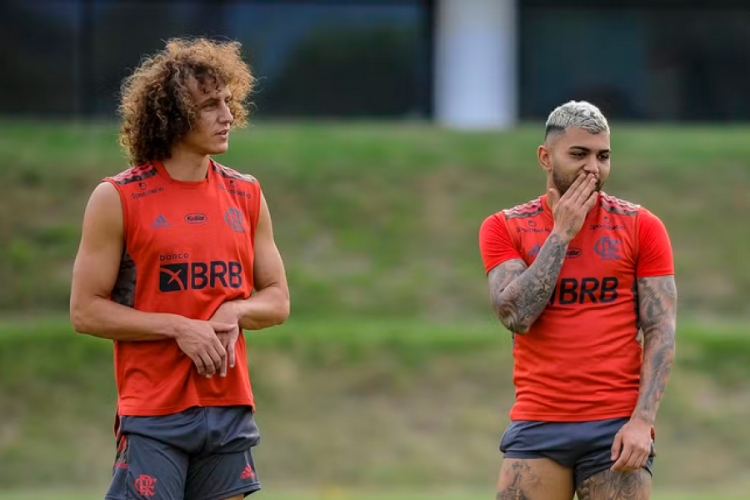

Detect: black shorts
[500, 417, 655, 488]
[105, 406, 261, 500]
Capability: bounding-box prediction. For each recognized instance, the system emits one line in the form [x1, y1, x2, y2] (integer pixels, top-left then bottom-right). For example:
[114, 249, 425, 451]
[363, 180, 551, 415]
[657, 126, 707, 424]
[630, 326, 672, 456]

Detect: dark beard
[553, 167, 603, 195]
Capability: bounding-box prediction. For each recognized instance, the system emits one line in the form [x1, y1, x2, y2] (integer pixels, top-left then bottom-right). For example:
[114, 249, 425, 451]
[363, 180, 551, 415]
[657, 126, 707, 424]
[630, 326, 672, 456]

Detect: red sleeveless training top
[104, 159, 261, 417]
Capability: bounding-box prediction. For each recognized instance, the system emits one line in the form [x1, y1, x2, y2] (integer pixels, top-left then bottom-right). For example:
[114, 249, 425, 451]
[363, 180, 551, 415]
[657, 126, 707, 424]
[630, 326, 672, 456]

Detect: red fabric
[104, 160, 260, 416]
[479, 193, 674, 421]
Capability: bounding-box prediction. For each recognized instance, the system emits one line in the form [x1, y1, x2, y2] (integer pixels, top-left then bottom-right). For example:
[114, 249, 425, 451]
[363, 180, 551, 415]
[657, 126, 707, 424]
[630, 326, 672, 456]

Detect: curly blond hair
[118, 37, 254, 165]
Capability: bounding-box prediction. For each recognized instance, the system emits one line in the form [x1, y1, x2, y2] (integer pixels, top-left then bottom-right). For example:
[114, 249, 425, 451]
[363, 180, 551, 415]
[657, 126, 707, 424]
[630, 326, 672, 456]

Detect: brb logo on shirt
[548, 277, 619, 305]
[158, 254, 243, 292]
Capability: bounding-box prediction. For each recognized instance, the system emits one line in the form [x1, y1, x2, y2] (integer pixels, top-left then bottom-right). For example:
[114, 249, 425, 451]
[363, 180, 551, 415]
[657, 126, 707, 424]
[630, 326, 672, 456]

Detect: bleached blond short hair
[545, 100, 609, 142]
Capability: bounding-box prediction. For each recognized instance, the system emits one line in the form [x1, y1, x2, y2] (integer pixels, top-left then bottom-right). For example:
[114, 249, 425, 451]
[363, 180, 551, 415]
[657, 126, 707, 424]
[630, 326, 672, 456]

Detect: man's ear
[538, 144, 553, 174]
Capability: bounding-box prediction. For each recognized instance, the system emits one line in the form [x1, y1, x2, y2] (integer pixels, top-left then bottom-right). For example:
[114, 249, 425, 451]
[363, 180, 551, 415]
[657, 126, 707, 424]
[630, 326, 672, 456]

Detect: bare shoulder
[87, 181, 121, 212]
[81, 181, 124, 237]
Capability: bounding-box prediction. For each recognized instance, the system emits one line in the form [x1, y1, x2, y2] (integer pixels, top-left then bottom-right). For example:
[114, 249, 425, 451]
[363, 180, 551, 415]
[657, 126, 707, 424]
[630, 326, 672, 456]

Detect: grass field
[0, 490, 746, 500]
[1, 317, 750, 496]
[1, 122, 749, 497]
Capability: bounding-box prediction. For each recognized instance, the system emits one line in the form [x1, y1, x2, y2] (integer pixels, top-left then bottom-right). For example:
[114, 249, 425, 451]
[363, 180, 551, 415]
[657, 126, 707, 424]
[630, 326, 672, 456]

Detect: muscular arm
[69, 182, 184, 341]
[225, 192, 290, 331]
[488, 231, 569, 334]
[632, 275, 677, 425]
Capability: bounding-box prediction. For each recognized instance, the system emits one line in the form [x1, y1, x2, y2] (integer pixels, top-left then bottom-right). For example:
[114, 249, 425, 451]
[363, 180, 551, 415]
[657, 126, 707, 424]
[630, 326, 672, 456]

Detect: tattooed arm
[607, 275, 677, 474]
[488, 232, 569, 334]
[632, 275, 677, 425]
[483, 174, 598, 334]
[608, 207, 676, 474]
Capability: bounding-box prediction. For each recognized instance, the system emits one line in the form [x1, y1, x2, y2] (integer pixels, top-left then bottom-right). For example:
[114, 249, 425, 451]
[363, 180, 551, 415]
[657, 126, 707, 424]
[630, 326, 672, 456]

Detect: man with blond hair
[479, 101, 677, 500]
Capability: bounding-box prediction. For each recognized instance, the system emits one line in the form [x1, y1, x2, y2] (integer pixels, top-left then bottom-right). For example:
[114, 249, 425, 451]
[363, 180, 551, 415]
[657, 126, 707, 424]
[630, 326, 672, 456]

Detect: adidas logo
[151, 215, 170, 228]
[240, 464, 255, 480]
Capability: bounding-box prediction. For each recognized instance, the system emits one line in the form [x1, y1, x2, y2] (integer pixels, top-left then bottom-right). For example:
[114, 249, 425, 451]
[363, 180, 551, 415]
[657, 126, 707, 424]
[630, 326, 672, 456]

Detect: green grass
[1, 318, 750, 494]
[2, 122, 750, 495]
[1, 121, 750, 318]
[0, 491, 745, 500]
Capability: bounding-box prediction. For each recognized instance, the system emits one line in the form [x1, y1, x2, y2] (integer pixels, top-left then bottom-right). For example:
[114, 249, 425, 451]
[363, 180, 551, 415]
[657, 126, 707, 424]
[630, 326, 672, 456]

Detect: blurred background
[1, 0, 749, 499]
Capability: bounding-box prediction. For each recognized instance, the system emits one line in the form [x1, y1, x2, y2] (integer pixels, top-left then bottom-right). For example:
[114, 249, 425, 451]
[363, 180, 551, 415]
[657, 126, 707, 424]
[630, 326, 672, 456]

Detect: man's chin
[209, 144, 229, 155]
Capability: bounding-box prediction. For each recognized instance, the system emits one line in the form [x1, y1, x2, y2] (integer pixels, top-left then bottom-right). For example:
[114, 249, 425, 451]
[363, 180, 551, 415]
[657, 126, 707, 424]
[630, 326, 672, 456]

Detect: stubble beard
[552, 164, 604, 195]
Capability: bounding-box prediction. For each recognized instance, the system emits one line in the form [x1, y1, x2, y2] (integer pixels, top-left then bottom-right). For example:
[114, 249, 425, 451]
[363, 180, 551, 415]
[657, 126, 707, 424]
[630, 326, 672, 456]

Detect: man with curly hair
[70, 37, 290, 500]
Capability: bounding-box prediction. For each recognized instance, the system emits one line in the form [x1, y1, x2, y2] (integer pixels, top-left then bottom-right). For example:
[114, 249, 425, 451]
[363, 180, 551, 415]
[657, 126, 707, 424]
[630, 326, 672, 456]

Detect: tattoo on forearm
[577, 469, 651, 500]
[633, 275, 677, 424]
[489, 233, 568, 333]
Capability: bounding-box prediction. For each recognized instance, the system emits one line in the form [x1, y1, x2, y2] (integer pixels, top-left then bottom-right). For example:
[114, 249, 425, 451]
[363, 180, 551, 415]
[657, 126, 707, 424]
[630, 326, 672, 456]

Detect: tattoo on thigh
[497, 461, 540, 500]
[576, 469, 650, 500]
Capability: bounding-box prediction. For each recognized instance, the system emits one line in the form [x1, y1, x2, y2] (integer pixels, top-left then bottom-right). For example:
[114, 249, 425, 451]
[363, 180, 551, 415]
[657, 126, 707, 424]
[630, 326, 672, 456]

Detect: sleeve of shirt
[479, 213, 523, 275]
[636, 208, 674, 277]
